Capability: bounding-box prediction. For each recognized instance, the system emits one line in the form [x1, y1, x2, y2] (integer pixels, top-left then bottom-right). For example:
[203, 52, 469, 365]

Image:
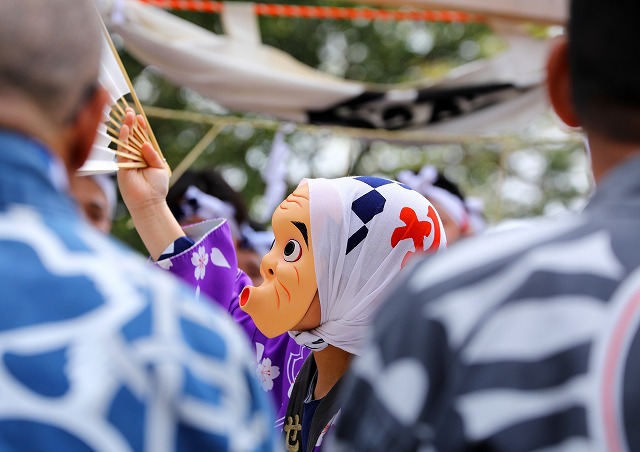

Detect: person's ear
[66, 85, 109, 174]
[546, 35, 580, 128]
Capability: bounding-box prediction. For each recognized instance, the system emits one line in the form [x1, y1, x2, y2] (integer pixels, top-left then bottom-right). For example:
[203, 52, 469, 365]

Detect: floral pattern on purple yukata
[158, 219, 311, 426]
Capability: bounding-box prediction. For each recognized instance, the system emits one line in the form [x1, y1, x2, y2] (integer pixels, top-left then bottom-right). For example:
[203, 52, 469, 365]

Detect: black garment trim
[284, 355, 345, 451]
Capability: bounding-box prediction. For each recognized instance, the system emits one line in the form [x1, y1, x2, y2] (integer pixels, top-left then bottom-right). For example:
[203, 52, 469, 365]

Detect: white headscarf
[289, 176, 447, 355]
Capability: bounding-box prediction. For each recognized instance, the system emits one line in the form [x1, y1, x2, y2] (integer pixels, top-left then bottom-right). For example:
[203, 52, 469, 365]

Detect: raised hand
[116, 107, 185, 260]
[117, 108, 169, 212]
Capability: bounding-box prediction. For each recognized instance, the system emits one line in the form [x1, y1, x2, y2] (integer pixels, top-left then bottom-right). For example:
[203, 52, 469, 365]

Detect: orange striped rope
[138, 0, 483, 22]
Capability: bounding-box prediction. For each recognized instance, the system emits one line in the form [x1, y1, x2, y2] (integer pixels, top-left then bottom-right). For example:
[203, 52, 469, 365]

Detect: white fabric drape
[97, 0, 363, 122]
[94, 0, 552, 138]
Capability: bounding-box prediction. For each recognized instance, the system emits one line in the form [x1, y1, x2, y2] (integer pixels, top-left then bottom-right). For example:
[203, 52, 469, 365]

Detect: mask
[240, 182, 317, 338]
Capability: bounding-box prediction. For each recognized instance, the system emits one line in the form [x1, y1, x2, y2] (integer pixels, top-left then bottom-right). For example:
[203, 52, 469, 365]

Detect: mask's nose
[260, 249, 278, 279]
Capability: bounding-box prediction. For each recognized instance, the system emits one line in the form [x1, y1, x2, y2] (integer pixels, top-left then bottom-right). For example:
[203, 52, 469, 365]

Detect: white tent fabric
[98, 0, 363, 122]
[95, 0, 552, 137]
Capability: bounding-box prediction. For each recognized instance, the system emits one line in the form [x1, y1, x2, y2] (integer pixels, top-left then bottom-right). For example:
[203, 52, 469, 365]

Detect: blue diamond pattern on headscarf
[351, 190, 386, 224]
[347, 179, 391, 254]
[346, 225, 369, 255]
[355, 176, 394, 189]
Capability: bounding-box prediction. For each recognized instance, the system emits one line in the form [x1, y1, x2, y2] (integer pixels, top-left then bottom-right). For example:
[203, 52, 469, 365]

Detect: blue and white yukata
[334, 156, 640, 451]
[0, 131, 276, 451]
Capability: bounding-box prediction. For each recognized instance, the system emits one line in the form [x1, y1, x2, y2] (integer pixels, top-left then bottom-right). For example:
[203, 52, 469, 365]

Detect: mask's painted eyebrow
[292, 221, 309, 248]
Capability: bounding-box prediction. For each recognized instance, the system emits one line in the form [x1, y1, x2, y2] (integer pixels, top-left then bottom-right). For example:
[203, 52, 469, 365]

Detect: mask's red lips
[240, 287, 250, 307]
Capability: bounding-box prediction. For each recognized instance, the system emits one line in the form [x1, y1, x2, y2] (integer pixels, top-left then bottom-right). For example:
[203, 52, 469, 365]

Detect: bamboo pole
[169, 125, 224, 187]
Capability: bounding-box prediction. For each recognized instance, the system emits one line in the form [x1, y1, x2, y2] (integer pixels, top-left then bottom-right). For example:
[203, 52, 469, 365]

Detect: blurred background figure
[70, 174, 117, 234]
[397, 165, 486, 244]
[167, 169, 273, 284]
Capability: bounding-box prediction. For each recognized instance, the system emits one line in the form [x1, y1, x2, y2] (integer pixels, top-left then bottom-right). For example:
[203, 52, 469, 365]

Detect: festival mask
[239, 181, 318, 338]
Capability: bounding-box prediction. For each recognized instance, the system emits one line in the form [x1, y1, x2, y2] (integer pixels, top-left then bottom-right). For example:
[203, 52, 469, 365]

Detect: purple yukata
[157, 219, 311, 429]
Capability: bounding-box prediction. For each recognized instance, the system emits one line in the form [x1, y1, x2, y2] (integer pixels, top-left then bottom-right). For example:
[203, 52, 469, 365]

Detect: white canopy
[94, 0, 554, 138]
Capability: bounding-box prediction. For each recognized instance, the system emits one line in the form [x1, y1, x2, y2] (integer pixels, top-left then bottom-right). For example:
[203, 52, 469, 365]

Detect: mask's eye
[283, 239, 302, 262]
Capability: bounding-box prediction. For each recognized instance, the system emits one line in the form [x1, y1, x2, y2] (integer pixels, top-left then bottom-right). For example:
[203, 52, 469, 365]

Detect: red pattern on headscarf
[391, 205, 444, 267]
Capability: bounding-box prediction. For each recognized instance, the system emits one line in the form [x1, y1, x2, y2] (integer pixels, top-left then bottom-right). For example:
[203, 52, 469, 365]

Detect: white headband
[181, 185, 239, 238]
[397, 166, 469, 230]
[181, 185, 274, 255]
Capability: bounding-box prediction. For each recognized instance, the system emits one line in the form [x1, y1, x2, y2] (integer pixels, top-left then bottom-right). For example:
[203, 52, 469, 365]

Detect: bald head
[0, 0, 103, 125]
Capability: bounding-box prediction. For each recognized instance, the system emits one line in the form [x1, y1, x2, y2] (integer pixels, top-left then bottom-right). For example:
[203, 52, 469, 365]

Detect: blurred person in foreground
[332, 0, 640, 450]
[70, 174, 117, 233]
[0, 0, 276, 450]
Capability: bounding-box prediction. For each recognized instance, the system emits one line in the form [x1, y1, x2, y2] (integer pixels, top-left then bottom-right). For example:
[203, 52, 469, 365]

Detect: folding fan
[77, 21, 166, 176]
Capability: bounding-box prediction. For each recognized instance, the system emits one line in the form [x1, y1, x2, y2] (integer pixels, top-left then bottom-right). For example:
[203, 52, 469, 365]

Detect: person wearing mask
[116, 108, 447, 450]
